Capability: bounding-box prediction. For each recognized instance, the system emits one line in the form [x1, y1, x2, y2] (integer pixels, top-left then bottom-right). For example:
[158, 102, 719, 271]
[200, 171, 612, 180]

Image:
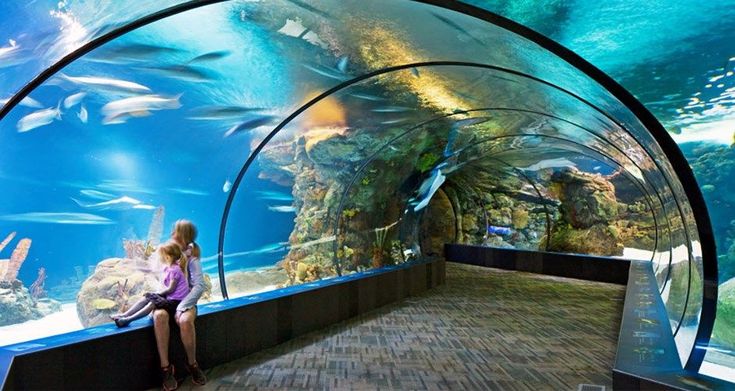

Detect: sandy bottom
[0, 303, 83, 347]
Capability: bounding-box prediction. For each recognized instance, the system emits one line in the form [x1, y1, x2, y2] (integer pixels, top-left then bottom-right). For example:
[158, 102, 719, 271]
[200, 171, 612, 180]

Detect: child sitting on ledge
[111, 241, 190, 327]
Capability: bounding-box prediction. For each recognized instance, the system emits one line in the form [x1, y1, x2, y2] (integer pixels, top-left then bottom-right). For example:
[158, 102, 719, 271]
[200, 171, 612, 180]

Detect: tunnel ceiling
[0, 0, 719, 375]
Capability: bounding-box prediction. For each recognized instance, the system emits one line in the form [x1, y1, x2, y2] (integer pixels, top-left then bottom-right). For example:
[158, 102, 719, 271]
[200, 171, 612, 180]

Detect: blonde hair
[174, 219, 197, 246]
[158, 241, 188, 282]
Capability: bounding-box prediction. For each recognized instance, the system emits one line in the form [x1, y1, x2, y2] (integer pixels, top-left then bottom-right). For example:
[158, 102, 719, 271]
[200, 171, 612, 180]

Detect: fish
[349, 92, 385, 101]
[0, 39, 30, 68]
[593, 166, 601, 171]
[59, 74, 152, 94]
[284, 0, 332, 18]
[430, 11, 484, 46]
[452, 116, 490, 129]
[0, 212, 114, 225]
[188, 50, 232, 63]
[255, 190, 293, 201]
[187, 105, 266, 120]
[372, 106, 413, 113]
[388, 146, 400, 152]
[0, 39, 19, 58]
[521, 158, 576, 171]
[411, 169, 446, 212]
[80, 189, 115, 200]
[268, 205, 296, 213]
[136, 65, 213, 82]
[169, 188, 208, 196]
[223, 114, 278, 137]
[17, 103, 62, 132]
[289, 235, 336, 250]
[487, 226, 512, 236]
[86, 43, 182, 64]
[303, 63, 350, 81]
[101, 94, 182, 124]
[63, 92, 87, 109]
[78, 104, 88, 123]
[411, 67, 420, 78]
[222, 179, 232, 193]
[71, 195, 142, 210]
[0, 96, 45, 108]
[336, 55, 348, 73]
[132, 204, 156, 210]
[380, 118, 410, 125]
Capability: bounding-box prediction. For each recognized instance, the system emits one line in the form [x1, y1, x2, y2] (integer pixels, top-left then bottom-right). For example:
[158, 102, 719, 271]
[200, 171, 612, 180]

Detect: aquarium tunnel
[0, 0, 731, 387]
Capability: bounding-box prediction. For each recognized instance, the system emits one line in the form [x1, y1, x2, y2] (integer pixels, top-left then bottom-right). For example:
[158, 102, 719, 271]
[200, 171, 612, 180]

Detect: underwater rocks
[76, 258, 161, 327]
[0, 279, 61, 326]
[211, 267, 289, 297]
[551, 168, 618, 229]
[547, 223, 623, 256]
[419, 189, 456, 256]
[713, 276, 735, 350]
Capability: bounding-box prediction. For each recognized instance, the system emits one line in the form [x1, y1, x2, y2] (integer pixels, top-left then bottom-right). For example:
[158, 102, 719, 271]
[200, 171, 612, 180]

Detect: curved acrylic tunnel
[0, 0, 718, 378]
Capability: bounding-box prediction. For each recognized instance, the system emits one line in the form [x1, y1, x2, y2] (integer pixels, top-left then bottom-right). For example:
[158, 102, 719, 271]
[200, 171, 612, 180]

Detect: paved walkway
[175, 262, 625, 390]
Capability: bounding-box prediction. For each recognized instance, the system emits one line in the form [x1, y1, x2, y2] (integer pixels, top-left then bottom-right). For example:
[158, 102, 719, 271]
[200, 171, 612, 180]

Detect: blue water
[1, 0, 735, 381]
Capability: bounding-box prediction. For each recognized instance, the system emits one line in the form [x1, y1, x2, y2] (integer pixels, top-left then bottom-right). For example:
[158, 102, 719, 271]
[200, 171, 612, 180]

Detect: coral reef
[546, 168, 622, 256]
[147, 206, 165, 248]
[76, 258, 161, 327]
[0, 233, 60, 326]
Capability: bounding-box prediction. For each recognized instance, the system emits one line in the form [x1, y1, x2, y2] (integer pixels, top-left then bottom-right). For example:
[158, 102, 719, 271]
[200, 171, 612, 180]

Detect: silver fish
[188, 50, 232, 63]
[71, 195, 141, 210]
[78, 105, 88, 123]
[80, 189, 115, 200]
[372, 106, 413, 113]
[101, 94, 182, 123]
[59, 74, 151, 94]
[303, 64, 349, 81]
[63, 92, 87, 109]
[349, 92, 385, 101]
[0, 96, 44, 108]
[17, 104, 62, 132]
[224, 114, 278, 137]
[0, 212, 114, 225]
[187, 105, 266, 120]
[430, 12, 484, 46]
[223, 179, 232, 193]
[137, 65, 213, 82]
[268, 205, 296, 213]
[86, 43, 182, 64]
[336, 55, 348, 73]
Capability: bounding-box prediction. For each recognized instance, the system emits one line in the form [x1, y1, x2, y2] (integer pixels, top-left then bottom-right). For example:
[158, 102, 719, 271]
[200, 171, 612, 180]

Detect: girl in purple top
[112, 241, 191, 327]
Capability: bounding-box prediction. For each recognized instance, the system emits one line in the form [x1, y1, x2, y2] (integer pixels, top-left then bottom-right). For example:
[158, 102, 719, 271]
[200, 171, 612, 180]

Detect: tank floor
[170, 262, 625, 390]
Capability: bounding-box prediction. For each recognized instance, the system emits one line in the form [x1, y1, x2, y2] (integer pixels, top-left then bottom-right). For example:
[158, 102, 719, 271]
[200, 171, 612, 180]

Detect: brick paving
[174, 262, 625, 390]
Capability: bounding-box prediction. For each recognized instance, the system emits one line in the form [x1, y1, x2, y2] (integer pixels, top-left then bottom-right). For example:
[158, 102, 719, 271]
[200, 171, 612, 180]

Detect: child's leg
[114, 302, 156, 327]
[111, 297, 150, 320]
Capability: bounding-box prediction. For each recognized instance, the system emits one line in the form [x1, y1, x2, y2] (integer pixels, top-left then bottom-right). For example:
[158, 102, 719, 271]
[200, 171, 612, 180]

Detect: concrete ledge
[1, 258, 445, 390]
[444, 244, 629, 284]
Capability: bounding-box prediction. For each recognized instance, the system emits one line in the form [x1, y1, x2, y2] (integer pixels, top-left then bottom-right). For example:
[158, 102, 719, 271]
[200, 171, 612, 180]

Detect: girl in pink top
[112, 241, 191, 327]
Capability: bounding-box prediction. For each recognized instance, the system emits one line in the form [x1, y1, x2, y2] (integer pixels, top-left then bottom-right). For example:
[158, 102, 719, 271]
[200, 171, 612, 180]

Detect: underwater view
[0, 0, 733, 384]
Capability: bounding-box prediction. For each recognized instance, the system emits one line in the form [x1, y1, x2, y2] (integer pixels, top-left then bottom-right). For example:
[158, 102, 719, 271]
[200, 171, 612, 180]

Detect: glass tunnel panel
[0, 0, 187, 110]
[0, 0, 718, 376]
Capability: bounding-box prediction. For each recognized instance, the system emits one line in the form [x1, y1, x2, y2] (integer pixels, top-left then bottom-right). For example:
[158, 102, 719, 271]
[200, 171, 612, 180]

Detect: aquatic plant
[29, 267, 47, 299]
[416, 152, 439, 173]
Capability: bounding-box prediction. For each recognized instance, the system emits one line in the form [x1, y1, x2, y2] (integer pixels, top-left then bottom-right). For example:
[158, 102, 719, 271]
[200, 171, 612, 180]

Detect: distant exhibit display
[0, 0, 733, 384]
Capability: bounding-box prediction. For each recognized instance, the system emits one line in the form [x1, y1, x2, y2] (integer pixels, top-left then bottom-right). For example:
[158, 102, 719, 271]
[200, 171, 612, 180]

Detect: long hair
[159, 241, 188, 282]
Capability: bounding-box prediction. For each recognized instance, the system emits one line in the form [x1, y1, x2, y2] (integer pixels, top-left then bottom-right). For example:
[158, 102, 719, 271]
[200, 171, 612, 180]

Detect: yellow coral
[512, 209, 529, 229]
